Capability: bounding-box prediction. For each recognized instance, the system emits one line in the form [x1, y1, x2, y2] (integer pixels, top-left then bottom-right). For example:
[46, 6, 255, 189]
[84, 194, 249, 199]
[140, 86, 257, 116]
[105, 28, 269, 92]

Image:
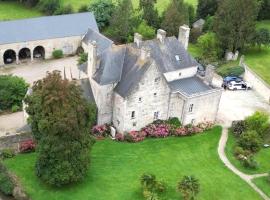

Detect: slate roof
[131, 37, 198, 73]
[0, 12, 98, 45]
[168, 76, 213, 96]
[93, 45, 126, 85]
[82, 29, 113, 55]
[114, 47, 152, 97]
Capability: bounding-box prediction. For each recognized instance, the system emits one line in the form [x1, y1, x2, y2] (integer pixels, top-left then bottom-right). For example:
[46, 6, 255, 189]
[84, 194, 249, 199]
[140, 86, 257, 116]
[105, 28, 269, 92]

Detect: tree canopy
[139, 0, 160, 28]
[196, 0, 218, 19]
[161, 0, 189, 36]
[25, 71, 96, 186]
[214, 0, 260, 52]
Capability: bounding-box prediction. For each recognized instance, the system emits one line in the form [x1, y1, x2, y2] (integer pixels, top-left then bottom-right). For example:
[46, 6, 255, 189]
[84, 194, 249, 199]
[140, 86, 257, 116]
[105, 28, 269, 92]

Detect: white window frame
[189, 104, 194, 113]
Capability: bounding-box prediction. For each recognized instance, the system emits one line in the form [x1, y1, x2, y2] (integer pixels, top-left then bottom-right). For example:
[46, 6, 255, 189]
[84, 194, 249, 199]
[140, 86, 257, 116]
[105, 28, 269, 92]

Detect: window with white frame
[154, 111, 159, 120]
[131, 111, 135, 119]
[189, 104, 194, 112]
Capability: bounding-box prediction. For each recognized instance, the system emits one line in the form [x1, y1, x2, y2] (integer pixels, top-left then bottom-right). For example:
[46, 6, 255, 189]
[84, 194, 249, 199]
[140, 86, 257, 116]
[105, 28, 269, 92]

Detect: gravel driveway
[217, 90, 270, 126]
[0, 56, 87, 85]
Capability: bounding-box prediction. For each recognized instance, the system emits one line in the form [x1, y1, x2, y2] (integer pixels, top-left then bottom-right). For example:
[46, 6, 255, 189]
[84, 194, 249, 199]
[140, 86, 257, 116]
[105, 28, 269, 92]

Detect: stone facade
[85, 26, 222, 133]
[0, 35, 82, 66]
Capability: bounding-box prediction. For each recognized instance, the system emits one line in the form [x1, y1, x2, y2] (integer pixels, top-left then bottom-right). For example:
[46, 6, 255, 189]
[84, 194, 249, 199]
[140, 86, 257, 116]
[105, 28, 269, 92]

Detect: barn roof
[0, 12, 99, 45]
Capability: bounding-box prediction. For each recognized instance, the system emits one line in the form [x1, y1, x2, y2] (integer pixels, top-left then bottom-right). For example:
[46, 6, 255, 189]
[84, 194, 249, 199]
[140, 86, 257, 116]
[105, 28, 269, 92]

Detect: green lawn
[244, 47, 270, 85]
[253, 176, 270, 198]
[0, 1, 42, 21]
[257, 20, 270, 31]
[3, 127, 262, 200]
[226, 130, 270, 175]
[61, 0, 198, 12]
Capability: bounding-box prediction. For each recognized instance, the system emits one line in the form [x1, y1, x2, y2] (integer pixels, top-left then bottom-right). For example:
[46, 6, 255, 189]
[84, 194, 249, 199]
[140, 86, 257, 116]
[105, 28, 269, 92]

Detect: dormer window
[175, 55, 181, 61]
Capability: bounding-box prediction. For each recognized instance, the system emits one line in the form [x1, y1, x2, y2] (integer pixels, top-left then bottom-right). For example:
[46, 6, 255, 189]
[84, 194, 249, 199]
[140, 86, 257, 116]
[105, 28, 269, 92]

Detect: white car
[227, 81, 252, 90]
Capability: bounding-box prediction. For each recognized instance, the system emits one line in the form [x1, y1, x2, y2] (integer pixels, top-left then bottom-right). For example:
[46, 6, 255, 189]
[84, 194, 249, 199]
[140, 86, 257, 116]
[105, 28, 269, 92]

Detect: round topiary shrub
[52, 49, 63, 59]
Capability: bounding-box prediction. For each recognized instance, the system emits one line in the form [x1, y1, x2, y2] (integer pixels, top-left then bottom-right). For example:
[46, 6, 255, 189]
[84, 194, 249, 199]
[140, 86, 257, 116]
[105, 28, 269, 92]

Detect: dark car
[197, 64, 205, 77]
[222, 76, 243, 88]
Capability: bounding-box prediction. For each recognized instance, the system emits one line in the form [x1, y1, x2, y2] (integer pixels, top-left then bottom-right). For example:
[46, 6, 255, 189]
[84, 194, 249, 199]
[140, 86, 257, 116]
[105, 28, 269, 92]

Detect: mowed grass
[253, 176, 270, 198]
[257, 20, 270, 31]
[0, 1, 42, 21]
[244, 47, 270, 85]
[61, 0, 198, 12]
[4, 127, 262, 200]
[226, 130, 270, 175]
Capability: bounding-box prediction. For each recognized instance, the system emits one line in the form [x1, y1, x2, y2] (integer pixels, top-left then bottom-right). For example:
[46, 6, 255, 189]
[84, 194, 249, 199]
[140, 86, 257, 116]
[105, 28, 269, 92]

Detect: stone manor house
[0, 13, 222, 133]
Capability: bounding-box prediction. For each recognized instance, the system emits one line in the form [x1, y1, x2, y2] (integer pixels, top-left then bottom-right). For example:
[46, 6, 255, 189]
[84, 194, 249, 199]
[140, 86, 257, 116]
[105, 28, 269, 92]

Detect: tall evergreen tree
[161, 0, 189, 36]
[107, 0, 133, 43]
[196, 0, 218, 19]
[214, 0, 260, 52]
[25, 71, 95, 186]
[139, 0, 160, 28]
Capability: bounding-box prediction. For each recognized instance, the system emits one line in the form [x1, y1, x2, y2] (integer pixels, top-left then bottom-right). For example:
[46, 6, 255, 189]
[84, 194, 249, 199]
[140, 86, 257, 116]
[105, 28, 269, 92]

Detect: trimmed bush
[216, 65, 245, 77]
[245, 111, 269, 138]
[231, 120, 247, 137]
[166, 117, 181, 128]
[54, 4, 74, 15]
[241, 156, 259, 169]
[38, 0, 61, 15]
[0, 75, 28, 112]
[0, 163, 14, 196]
[125, 131, 146, 143]
[238, 131, 262, 153]
[0, 149, 15, 160]
[52, 49, 63, 59]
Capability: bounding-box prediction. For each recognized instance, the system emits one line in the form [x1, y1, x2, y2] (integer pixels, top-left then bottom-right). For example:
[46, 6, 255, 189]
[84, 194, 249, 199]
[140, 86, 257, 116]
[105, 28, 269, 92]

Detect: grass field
[0, 0, 198, 21]
[225, 130, 270, 175]
[253, 176, 270, 198]
[0, 1, 42, 21]
[3, 127, 262, 200]
[244, 47, 270, 85]
[257, 20, 270, 31]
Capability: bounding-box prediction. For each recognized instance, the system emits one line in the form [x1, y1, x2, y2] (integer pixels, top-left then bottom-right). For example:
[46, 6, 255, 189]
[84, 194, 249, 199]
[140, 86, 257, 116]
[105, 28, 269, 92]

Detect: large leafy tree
[214, 0, 260, 52]
[252, 28, 270, 49]
[139, 0, 160, 28]
[25, 71, 95, 186]
[196, 0, 218, 19]
[89, 0, 115, 30]
[161, 0, 189, 36]
[258, 0, 270, 20]
[106, 0, 133, 43]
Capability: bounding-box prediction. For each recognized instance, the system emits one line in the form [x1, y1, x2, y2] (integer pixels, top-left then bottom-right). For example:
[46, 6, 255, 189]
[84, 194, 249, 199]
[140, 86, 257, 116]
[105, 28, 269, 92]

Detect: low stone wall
[0, 132, 32, 152]
[242, 62, 270, 103]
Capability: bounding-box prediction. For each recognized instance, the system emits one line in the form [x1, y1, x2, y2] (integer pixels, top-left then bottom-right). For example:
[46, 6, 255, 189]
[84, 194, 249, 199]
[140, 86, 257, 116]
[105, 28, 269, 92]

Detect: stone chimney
[140, 47, 150, 60]
[157, 29, 166, 43]
[87, 40, 97, 77]
[178, 25, 190, 50]
[134, 33, 143, 48]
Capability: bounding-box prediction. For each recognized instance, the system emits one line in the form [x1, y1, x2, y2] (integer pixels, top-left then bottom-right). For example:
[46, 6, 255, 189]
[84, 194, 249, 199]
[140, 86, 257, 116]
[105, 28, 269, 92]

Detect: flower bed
[115, 121, 214, 143]
[91, 124, 111, 138]
[19, 139, 36, 153]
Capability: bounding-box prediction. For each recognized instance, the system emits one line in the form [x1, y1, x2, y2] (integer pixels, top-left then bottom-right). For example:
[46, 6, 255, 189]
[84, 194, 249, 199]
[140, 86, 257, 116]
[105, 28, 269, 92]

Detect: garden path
[218, 127, 269, 200]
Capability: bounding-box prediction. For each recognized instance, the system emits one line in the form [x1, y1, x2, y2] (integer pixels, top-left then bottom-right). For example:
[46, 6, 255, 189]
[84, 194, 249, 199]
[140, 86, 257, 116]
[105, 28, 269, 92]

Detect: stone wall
[242, 62, 270, 103]
[0, 132, 32, 152]
[115, 63, 171, 133]
[181, 90, 222, 125]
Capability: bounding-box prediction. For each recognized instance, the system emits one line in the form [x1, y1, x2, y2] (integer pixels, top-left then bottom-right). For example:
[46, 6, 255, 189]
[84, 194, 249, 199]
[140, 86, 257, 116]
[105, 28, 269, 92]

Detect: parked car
[222, 76, 243, 88]
[197, 64, 205, 77]
[227, 81, 252, 90]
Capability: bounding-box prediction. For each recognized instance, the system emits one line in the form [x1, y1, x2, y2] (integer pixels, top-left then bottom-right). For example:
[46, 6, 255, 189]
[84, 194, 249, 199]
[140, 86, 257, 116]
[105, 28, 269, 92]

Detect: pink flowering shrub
[142, 123, 170, 138]
[125, 131, 146, 143]
[173, 127, 189, 136]
[115, 133, 125, 141]
[19, 139, 36, 153]
[91, 124, 110, 137]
